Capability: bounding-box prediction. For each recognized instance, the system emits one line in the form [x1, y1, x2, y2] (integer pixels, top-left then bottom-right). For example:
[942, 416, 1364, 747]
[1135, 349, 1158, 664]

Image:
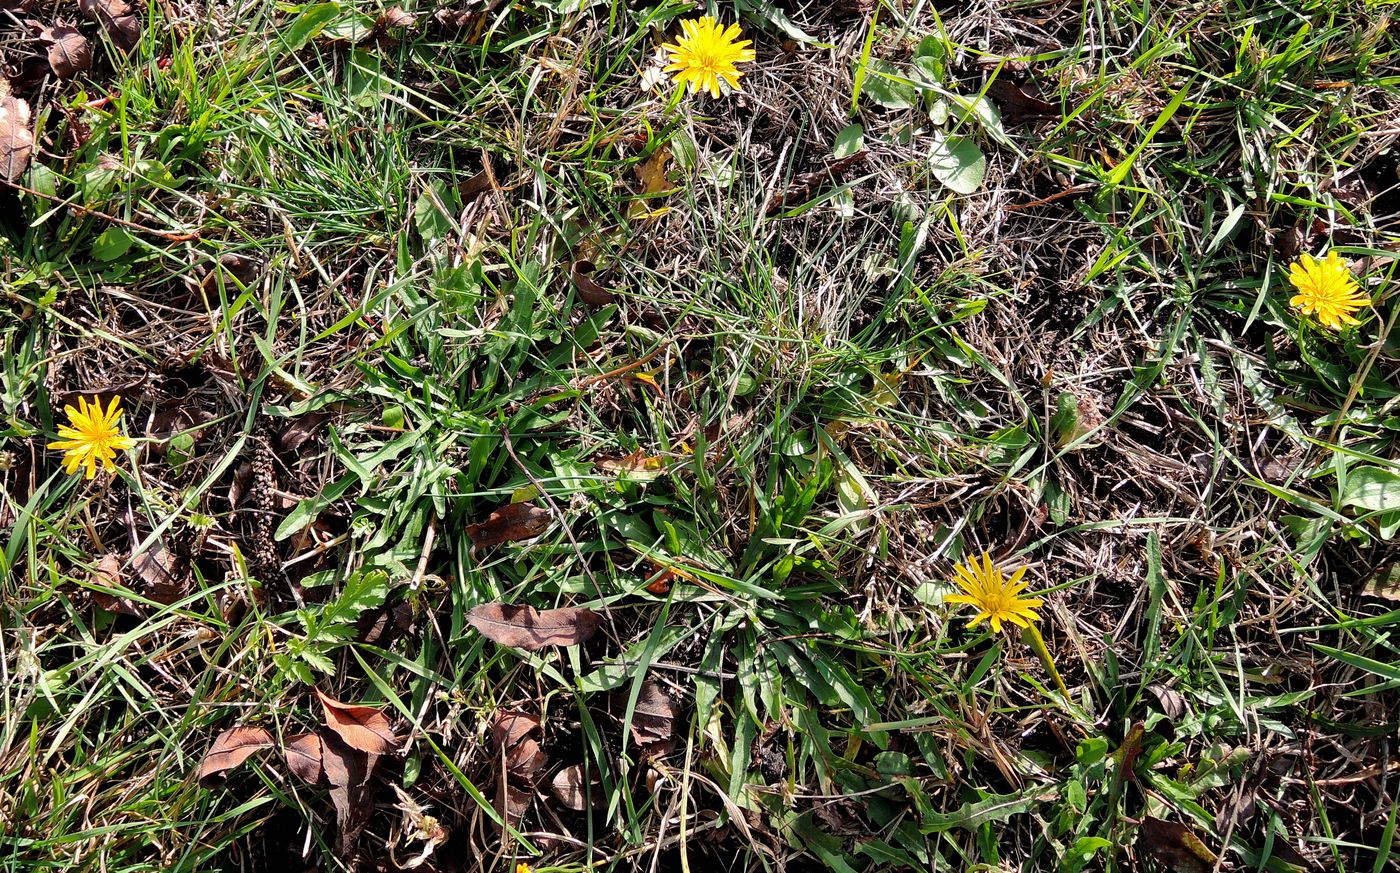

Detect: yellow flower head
[945, 552, 1043, 633]
[47, 395, 136, 480]
[1288, 251, 1369, 329]
[514, 864, 532, 873]
[660, 16, 755, 98]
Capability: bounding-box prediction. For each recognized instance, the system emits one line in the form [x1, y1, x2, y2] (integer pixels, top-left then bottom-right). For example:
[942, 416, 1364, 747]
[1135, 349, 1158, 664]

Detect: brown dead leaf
[457, 166, 493, 204]
[133, 542, 186, 604]
[357, 601, 414, 646]
[570, 259, 615, 309]
[766, 150, 868, 213]
[275, 410, 332, 453]
[88, 553, 145, 616]
[316, 688, 399, 755]
[597, 449, 666, 478]
[629, 678, 677, 757]
[79, 0, 140, 52]
[284, 731, 325, 783]
[467, 603, 601, 650]
[1138, 817, 1218, 873]
[379, 5, 415, 27]
[198, 726, 276, 784]
[42, 26, 92, 78]
[985, 78, 1059, 125]
[320, 729, 376, 855]
[635, 145, 675, 196]
[491, 711, 547, 783]
[1147, 684, 1188, 720]
[551, 764, 603, 810]
[0, 96, 35, 183]
[465, 502, 551, 548]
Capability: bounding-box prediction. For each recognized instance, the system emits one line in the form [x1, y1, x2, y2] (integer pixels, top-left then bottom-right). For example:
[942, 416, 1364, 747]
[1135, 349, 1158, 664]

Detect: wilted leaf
[0, 96, 35, 183]
[985, 78, 1058, 125]
[378, 5, 415, 27]
[284, 731, 325, 783]
[276, 410, 332, 452]
[457, 167, 493, 204]
[1138, 817, 1218, 873]
[466, 502, 551, 548]
[491, 711, 546, 783]
[89, 553, 145, 616]
[198, 726, 275, 783]
[635, 146, 675, 196]
[929, 133, 985, 195]
[1148, 684, 1188, 720]
[628, 678, 677, 757]
[320, 729, 376, 855]
[767, 150, 869, 214]
[357, 601, 414, 646]
[78, 0, 139, 52]
[43, 26, 92, 78]
[596, 449, 666, 480]
[571, 259, 614, 308]
[467, 603, 601, 650]
[316, 688, 399, 755]
[551, 764, 603, 810]
[133, 542, 186, 604]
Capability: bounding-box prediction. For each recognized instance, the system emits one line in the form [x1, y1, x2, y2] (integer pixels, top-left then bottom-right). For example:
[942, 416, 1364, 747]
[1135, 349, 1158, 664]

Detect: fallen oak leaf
[571, 259, 615, 309]
[551, 764, 603, 810]
[198, 726, 275, 783]
[985, 78, 1059, 126]
[628, 677, 677, 758]
[79, 0, 140, 52]
[320, 728, 376, 855]
[316, 688, 400, 755]
[467, 603, 601, 650]
[766, 150, 869, 213]
[88, 553, 145, 617]
[42, 26, 92, 78]
[466, 501, 551, 548]
[1138, 817, 1218, 873]
[491, 710, 547, 783]
[0, 96, 35, 183]
[284, 731, 325, 783]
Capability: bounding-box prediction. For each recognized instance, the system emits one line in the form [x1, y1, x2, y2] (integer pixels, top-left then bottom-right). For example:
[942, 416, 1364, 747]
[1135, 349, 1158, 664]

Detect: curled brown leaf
[466, 502, 551, 548]
[198, 726, 275, 783]
[571, 259, 615, 309]
[316, 688, 399, 755]
[0, 96, 35, 183]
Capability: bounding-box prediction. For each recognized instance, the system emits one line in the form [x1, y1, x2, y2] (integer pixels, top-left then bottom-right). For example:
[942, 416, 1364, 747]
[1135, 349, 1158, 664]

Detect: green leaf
[859, 59, 917, 110]
[280, 2, 343, 51]
[928, 133, 985, 194]
[833, 124, 865, 159]
[1341, 465, 1400, 513]
[919, 786, 1057, 833]
[92, 227, 134, 262]
[1311, 643, 1400, 684]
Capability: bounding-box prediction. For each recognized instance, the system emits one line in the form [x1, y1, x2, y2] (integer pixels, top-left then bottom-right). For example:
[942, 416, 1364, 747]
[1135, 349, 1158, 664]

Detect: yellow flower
[1288, 251, 1369, 329]
[47, 395, 136, 479]
[945, 552, 1043, 633]
[661, 16, 755, 98]
[514, 864, 532, 873]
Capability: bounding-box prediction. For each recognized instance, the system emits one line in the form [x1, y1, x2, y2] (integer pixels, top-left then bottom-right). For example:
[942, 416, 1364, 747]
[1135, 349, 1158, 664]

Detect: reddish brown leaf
[79, 0, 140, 52]
[43, 26, 92, 78]
[132, 542, 186, 604]
[766, 150, 868, 213]
[491, 711, 546, 783]
[628, 678, 677, 757]
[198, 726, 275, 783]
[284, 732, 324, 783]
[316, 688, 399, 755]
[0, 96, 34, 183]
[456, 166, 493, 204]
[570, 259, 615, 309]
[467, 603, 601, 650]
[275, 410, 332, 453]
[379, 6, 415, 27]
[551, 764, 603, 810]
[985, 78, 1059, 126]
[1138, 817, 1218, 873]
[88, 553, 145, 616]
[466, 502, 551, 548]
[320, 729, 376, 854]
